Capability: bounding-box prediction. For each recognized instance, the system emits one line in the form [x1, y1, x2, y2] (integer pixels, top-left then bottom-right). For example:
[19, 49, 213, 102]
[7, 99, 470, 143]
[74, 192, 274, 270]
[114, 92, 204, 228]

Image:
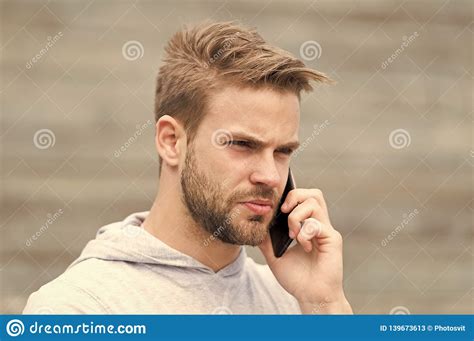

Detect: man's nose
[249, 154, 281, 188]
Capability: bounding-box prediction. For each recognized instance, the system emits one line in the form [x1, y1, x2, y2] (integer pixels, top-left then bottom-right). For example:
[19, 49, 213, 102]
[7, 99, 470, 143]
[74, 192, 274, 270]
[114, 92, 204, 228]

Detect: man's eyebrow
[279, 141, 300, 150]
[229, 131, 300, 149]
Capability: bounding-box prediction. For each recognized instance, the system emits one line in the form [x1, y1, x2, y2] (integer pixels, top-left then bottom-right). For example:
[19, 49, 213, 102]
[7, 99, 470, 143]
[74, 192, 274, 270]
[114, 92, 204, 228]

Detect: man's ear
[155, 115, 186, 168]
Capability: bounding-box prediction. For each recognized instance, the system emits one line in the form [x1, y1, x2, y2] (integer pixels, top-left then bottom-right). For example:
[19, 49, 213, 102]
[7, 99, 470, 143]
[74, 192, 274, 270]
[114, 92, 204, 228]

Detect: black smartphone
[269, 168, 296, 258]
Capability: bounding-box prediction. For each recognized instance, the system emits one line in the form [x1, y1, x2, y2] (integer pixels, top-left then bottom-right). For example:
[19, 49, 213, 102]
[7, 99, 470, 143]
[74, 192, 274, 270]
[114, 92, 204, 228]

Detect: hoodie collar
[69, 211, 247, 278]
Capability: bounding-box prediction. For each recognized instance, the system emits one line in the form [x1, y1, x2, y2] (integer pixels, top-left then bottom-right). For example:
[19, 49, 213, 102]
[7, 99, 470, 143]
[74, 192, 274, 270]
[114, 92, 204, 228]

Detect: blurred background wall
[1, 0, 472, 314]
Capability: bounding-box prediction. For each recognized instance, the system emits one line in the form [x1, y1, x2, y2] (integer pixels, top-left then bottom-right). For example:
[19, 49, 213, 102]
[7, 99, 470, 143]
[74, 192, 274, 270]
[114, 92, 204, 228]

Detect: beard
[180, 146, 279, 246]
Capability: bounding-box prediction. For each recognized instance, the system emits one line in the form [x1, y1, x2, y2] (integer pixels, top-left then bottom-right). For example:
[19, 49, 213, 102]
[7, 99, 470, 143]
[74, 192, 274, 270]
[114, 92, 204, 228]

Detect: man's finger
[299, 218, 322, 239]
[296, 218, 322, 252]
[282, 189, 331, 226]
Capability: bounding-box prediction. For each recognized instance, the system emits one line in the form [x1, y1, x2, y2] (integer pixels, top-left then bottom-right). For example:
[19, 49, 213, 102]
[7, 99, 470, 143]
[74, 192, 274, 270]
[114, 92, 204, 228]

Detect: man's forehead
[207, 85, 300, 113]
[204, 86, 300, 139]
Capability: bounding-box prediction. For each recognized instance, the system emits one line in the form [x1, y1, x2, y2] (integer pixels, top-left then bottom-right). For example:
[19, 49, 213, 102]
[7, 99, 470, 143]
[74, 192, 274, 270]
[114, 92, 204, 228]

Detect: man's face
[181, 85, 300, 246]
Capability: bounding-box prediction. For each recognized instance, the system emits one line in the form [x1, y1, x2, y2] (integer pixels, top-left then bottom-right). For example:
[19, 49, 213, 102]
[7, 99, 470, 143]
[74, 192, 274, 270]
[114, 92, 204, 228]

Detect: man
[24, 21, 352, 314]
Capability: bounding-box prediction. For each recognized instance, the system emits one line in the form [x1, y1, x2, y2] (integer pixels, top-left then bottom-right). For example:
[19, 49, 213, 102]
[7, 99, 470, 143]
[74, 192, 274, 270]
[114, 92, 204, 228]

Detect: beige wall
[1, 0, 472, 314]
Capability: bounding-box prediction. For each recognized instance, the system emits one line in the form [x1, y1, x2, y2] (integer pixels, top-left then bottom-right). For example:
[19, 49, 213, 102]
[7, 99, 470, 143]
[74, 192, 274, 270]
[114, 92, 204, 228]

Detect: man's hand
[258, 188, 353, 314]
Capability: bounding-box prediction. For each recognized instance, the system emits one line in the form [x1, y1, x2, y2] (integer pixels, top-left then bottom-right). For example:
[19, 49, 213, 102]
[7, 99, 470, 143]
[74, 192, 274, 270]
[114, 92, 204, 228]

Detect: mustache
[230, 186, 279, 205]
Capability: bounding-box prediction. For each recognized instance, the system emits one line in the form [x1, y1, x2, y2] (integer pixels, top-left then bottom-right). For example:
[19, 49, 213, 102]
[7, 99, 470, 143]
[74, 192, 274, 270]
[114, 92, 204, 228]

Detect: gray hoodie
[23, 211, 301, 314]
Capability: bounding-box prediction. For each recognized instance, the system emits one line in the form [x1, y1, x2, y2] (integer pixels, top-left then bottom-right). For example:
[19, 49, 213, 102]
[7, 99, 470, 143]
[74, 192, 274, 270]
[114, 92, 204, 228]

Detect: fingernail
[289, 230, 295, 239]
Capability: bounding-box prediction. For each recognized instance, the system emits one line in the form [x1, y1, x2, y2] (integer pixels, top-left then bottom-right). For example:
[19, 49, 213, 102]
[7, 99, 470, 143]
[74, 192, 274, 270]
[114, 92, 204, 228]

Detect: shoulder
[23, 258, 118, 314]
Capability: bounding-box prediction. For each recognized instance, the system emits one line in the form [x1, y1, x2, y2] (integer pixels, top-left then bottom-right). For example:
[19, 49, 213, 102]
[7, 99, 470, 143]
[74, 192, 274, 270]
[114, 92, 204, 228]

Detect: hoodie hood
[68, 211, 247, 277]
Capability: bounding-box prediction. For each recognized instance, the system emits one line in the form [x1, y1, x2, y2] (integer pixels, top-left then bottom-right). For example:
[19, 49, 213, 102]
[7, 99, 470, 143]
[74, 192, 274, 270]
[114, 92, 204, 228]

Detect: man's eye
[230, 140, 251, 148]
[276, 148, 294, 155]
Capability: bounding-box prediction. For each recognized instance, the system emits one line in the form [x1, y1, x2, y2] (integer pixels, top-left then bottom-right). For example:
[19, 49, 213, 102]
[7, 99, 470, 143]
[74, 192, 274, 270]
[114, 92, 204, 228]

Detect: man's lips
[239, 200, 274, 215]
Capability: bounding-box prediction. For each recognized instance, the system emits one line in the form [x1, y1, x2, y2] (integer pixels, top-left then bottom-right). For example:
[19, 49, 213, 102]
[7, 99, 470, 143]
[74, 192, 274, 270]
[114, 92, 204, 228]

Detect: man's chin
[233, 217, 271, 246]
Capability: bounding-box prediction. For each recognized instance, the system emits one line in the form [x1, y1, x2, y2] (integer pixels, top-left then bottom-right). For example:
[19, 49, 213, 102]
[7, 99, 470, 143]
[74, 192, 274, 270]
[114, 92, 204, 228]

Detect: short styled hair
[154, 21, 331, 168]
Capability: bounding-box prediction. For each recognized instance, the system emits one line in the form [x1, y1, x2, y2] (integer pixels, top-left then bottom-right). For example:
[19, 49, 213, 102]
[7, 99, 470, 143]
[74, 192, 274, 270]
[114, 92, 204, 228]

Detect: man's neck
[142, 181, 241, 273]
